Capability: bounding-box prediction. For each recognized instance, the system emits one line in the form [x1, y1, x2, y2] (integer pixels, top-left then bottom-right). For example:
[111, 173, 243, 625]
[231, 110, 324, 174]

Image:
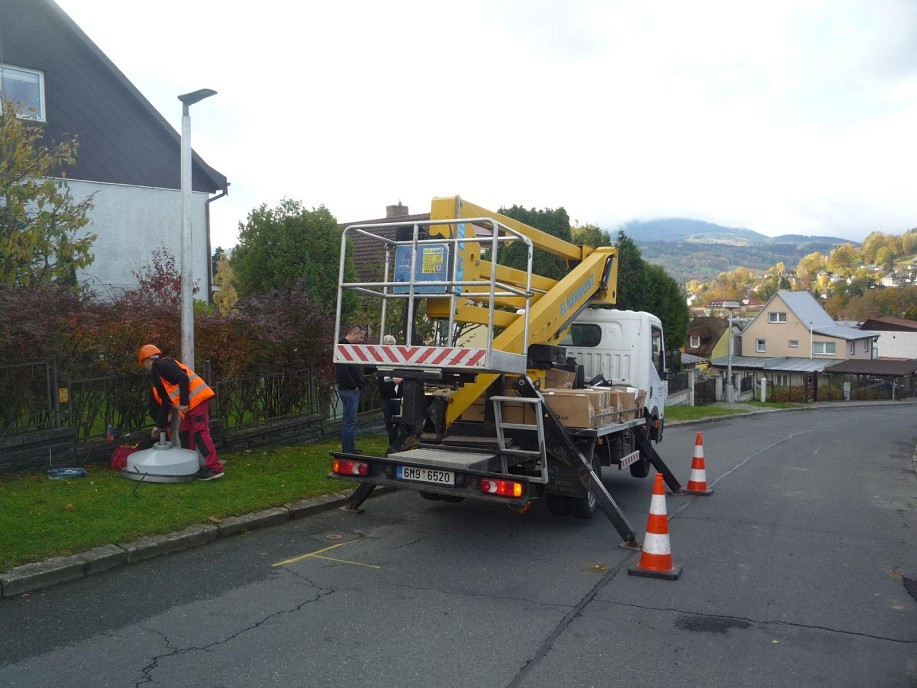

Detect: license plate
[619, 450, 641, 469]
[396, 465, 455, 486]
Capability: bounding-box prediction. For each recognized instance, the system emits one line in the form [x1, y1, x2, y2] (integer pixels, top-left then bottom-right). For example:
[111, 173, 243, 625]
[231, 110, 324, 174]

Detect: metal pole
[180, 102, 194, 369]
[726, 309, 733, 403]
[177, 89, 216, 370]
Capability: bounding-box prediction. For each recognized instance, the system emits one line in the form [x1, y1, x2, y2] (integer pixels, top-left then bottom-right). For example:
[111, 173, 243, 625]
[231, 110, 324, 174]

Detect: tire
[629, 426, 652, 478]
[545, 493, 572, 517]
[568, 459, 600, 519]
[629, 454, 651, 478]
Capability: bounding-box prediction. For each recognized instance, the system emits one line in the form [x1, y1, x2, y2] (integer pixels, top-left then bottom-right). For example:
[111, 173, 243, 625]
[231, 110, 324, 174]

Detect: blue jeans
[339, 388, 360, 454]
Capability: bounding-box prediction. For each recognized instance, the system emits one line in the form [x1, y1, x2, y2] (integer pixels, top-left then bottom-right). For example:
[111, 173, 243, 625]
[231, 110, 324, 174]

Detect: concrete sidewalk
[2, 399, 912, 599]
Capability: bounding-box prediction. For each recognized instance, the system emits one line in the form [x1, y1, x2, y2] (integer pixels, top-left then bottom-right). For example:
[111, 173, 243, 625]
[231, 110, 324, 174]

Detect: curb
[0, 487, 392, 599]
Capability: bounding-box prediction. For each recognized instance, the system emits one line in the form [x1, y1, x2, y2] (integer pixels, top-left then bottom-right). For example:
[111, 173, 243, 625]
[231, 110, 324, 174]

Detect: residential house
[682, 316, 731, 370]
[858, 314, 917, 359]
[0, 0, 228, 296]
[740, 291, 876, 362]
[709, 291, 878, 396]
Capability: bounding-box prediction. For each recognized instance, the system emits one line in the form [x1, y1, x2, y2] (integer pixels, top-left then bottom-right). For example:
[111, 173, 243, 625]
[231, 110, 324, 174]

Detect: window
[864, 339, 871, 353]
[560, 323, 601, 347]
[773, 373, 790, 386]
[788, 339, 799, 348]
[689, 335, 700, 348]
[849, 342, 856, 355]
[652, 326, 665, 376]
[756, 339, 766, 353]
[813, 341, 836, 355]
[768, 312, 787, 323]
[0, 64, 45, 121]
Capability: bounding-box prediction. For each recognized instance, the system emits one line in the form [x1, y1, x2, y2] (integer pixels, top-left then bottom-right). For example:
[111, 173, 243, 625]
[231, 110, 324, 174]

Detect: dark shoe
[198, 468, 224, 481]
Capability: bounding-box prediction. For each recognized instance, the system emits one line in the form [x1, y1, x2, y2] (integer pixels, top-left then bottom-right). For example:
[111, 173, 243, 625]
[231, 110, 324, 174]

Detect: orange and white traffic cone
[683, 432, 713, 496]
[628, 471, 682, 580]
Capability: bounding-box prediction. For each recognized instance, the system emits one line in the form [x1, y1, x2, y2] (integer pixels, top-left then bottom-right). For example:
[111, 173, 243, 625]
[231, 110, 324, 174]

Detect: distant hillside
[619, 219, 855, 284]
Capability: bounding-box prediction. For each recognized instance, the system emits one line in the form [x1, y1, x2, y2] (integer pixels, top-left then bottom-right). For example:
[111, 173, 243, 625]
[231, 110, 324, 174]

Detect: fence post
[760, 376, 767, 403]
[688, 369, 696, 406]
[50, 360, 61, 428]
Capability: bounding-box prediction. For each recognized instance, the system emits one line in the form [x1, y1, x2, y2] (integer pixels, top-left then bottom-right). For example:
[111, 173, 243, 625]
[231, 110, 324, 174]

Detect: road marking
[272, 542, 380, 569]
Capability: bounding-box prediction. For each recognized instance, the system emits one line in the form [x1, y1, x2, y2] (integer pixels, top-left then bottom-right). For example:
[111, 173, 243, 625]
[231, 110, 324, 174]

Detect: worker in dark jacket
[138, 344, 224, 481]
[377, 335, 403, 448]
[335, 324, 367, 454]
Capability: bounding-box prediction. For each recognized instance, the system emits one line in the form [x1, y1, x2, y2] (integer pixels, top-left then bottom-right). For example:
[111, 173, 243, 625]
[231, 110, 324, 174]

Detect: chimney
[386, 202, 409, 218]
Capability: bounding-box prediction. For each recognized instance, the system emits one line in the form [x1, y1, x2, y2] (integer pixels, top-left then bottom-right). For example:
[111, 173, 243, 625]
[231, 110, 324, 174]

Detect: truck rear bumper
[329, 448, 533, 504]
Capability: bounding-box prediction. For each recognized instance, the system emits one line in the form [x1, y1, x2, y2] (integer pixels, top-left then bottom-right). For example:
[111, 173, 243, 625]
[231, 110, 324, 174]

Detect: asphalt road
[1, 405, 915, 688]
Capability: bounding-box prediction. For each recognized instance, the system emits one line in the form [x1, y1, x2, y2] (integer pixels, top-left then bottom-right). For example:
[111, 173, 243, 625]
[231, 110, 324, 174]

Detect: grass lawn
[0, 434, 389, 572]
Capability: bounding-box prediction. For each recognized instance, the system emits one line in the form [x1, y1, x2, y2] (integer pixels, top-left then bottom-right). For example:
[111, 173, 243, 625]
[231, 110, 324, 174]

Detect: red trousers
[179, 400, 223, 472]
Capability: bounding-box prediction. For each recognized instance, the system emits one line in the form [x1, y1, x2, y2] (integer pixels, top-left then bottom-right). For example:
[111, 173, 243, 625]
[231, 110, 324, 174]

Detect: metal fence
[0, 361, 60, 438]
[0, 361, 372, 443]
[667, 370, 690, 394]
[694, 378, 717, 405]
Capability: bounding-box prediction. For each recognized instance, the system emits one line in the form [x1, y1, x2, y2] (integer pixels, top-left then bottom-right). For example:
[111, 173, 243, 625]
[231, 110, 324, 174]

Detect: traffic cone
[628, 471, 682, 580]
[683, 432, 713, 496]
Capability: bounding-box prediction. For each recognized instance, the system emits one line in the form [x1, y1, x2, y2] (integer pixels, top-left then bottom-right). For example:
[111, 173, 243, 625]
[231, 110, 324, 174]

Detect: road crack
[133, 581, 333, 687]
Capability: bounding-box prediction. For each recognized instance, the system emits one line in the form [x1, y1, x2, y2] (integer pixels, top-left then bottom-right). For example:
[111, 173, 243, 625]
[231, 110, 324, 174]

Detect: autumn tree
[212, 251, 238, 315]
[0, 98, 96, 287]
[827, 243, 858, 276]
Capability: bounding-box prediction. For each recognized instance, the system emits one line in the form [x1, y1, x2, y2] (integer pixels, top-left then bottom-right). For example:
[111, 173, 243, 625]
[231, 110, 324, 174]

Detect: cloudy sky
[55, 0, 917, 249]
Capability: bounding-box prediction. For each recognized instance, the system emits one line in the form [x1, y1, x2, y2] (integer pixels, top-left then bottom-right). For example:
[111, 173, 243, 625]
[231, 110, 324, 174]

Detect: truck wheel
[629, 454, 651, 478]
[545, 493, 571, 517]
[569, 459, 600, 519]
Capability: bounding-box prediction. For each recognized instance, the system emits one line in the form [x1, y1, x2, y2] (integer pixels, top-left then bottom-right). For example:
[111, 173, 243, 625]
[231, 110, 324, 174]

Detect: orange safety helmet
[137, 344, 161, 365]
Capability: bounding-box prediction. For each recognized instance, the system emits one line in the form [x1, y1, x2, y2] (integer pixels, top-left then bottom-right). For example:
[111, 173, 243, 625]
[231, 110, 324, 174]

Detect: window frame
[813, 341, 836, 356]
[0, 64, 46, 122]
[755, 338, 766, 353]
[689, 335, 700, 348]
[768, 312, 787, 324]
[788, 339, 799, 348]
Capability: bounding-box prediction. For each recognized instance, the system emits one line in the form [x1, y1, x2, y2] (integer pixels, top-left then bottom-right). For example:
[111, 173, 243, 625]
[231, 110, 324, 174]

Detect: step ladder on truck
[329, 196, 681, 547]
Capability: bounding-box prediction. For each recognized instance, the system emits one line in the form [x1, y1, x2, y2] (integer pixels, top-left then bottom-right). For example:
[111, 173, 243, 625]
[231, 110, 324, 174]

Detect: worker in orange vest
[138, 344, 224, 481]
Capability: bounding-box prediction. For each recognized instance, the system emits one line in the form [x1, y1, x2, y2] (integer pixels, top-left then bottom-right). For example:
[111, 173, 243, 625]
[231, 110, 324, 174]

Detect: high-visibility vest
[153, 360, 215, 419]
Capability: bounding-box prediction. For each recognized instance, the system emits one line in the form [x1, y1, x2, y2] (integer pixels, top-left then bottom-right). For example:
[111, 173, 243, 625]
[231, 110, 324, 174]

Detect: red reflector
[332, 459, 368, 476]
[480, 479, 524, 498]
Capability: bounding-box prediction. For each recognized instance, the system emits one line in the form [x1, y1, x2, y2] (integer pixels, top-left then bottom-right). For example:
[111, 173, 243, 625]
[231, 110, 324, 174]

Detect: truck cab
[559, 309, 666, 440]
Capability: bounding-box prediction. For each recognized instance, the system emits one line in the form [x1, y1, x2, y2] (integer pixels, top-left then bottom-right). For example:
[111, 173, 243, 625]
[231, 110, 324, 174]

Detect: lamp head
[178, 89, 217, 106]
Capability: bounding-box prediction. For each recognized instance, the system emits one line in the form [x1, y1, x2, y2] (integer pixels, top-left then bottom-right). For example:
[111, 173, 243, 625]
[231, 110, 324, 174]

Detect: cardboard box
[459, 400, 486, 422]
[610, 387, 643, 419]
[542, 391, 596, 428]
[544, 368, 576, 389]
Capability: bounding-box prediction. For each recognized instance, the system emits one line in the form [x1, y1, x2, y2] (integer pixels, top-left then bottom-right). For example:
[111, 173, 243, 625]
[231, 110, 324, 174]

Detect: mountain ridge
[618, 218, 856, 285]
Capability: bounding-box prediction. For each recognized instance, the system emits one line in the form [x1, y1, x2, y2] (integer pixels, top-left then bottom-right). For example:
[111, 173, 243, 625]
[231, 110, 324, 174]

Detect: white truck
[329, 197, 682, 546]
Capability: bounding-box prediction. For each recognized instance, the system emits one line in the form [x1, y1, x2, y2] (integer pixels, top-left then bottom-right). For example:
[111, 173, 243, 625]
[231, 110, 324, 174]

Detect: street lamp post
[723, 301, 741, 403]
[178, 89, 217, 370]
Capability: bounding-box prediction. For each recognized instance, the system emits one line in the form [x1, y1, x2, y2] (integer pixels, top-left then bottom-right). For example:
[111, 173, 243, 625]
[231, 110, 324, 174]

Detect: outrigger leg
[341, 482, 376, 513]
[633, 428, 682, 494]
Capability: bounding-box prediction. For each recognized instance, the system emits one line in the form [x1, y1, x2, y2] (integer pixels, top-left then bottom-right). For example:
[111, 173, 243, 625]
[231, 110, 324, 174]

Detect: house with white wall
[858, 314, 917, 359]
[0, 0, 228, 297]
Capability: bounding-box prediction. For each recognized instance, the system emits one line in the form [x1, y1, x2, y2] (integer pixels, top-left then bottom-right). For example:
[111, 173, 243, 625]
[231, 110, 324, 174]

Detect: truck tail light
[480, 479, 524, 498]
[332, 459, 368, 476]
